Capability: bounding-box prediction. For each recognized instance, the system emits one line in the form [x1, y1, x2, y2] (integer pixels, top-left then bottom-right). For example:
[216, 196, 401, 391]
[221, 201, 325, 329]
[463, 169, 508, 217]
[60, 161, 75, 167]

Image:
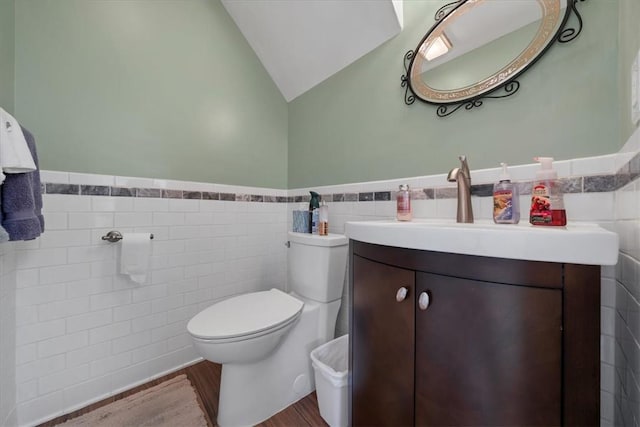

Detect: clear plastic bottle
[529, 157, 567, 226]
[493, 163, 520, 224]
[396, 184, 412, 221]
[319, 200, 329, 236]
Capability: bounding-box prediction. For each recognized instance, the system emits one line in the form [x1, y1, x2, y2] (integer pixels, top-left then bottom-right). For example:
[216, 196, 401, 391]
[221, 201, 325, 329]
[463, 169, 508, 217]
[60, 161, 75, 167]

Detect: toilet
[187, 231, 348, 426]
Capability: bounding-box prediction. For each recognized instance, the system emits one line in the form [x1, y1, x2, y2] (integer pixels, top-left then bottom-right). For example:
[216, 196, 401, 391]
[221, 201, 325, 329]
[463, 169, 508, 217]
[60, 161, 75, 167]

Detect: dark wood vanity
[349, 240, 600, 426]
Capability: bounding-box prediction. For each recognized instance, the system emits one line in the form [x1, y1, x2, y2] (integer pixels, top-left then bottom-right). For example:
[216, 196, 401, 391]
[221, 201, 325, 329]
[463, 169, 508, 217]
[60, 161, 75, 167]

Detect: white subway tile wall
[1, 146, 638, 426]
[12, 189, 287, 426]
[0, 244, 17, 426]
[609, 176, 640, 426]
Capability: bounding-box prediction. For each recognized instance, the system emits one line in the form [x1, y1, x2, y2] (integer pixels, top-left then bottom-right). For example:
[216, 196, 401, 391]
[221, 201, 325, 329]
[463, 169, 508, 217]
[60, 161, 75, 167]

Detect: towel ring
[101, 230, 154, 243]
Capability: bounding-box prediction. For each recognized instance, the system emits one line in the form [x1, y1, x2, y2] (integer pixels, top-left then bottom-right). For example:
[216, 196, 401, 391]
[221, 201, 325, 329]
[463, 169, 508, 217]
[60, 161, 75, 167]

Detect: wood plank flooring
[41, 360, 328, 427]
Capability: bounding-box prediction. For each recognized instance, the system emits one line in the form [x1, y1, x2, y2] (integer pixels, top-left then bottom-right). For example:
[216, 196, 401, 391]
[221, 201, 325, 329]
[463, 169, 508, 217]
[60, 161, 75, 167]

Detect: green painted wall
[9, 0, 629, 189]
[0, 0, 14, 113]
[288, 1, 620, 188]
[619, 0, 640, 142]
[14, 0, 288, 189]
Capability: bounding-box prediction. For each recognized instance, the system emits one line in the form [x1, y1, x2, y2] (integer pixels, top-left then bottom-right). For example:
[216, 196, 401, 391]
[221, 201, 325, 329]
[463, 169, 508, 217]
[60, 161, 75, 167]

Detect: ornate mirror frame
[402, 0, 586, 117]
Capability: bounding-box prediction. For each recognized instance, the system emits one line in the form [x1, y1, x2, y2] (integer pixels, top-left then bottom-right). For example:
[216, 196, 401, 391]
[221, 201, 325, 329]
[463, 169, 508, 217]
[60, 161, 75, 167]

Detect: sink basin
[345, 219, 619, 265]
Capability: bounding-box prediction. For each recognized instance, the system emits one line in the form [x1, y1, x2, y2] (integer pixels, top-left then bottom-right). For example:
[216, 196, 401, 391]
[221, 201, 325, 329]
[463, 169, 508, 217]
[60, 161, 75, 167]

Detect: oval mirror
[402, 0, 584, 116]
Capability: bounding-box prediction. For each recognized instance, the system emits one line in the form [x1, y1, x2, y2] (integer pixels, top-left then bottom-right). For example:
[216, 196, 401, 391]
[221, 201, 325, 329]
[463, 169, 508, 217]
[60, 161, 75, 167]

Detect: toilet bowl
[187, 232, 348, 427]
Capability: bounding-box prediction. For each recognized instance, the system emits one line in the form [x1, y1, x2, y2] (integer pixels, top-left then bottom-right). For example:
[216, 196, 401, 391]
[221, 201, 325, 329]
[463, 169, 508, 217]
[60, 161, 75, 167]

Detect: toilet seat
[187, 289, 304, 342]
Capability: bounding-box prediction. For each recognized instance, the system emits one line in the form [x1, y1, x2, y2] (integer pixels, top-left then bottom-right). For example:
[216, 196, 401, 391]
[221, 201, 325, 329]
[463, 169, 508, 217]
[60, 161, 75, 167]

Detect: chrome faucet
[447, 155, 474, 223]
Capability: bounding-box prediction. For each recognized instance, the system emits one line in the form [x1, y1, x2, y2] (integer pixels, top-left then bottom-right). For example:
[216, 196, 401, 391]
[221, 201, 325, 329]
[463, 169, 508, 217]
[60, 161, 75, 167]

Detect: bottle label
[319, 222, 328, 236]
[530, 184, 551, 224]
[493, 190, 513, 221]
[396, 191, 412, 221]
[397, 195, 410, 212]
[530, 183, 565, 224]
[311, 209, 319, 234]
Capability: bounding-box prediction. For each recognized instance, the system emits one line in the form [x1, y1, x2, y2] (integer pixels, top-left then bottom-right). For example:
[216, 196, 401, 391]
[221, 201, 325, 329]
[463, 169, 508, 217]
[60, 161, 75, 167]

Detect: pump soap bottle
[529, 157, 567, 226]
[493, 163, 520, 224]
[396, 184, 412, 221]
[309, 191, 321, 233]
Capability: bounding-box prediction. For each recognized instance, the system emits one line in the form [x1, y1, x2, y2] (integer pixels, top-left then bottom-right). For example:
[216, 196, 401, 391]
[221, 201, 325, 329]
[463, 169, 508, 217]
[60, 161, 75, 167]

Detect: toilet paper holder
[101, 230, 154, 242]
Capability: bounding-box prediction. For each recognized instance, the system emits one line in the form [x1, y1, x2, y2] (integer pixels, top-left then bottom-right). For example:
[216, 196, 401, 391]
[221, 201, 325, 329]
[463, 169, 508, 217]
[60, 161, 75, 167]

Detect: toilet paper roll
[120, 233, 151, 284]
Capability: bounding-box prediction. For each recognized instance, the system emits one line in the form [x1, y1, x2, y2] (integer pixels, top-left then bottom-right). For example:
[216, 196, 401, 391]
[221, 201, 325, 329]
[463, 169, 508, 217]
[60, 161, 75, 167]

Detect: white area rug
[59, 374, 208, 427]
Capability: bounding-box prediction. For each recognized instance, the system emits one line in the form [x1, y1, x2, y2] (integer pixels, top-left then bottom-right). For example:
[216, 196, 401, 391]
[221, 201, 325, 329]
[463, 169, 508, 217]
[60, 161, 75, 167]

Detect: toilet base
[216, 296, 341, 427]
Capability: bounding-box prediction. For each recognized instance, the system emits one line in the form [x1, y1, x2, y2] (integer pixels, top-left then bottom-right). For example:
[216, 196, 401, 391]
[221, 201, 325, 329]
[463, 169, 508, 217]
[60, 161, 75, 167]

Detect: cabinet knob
[396, 287, 409, 302]
[418, 292, 430, 310]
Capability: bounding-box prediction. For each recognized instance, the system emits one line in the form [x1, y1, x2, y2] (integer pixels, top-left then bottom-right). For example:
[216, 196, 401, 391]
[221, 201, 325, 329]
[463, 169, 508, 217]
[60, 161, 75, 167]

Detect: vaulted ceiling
[221, 0, 403, 102]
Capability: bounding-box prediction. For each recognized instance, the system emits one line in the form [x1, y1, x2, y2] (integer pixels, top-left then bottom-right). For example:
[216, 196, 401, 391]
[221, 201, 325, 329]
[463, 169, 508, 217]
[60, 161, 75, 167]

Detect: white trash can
[310, 334, 349, 427]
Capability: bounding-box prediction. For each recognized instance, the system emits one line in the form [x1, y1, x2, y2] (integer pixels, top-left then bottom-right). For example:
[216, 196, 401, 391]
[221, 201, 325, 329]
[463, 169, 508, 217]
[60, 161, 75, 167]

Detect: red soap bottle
[529, 157, 567, 226]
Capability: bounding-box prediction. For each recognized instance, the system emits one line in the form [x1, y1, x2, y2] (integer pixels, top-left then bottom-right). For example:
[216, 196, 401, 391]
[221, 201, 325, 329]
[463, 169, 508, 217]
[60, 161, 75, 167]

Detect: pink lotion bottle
[397, 184, 412, 221]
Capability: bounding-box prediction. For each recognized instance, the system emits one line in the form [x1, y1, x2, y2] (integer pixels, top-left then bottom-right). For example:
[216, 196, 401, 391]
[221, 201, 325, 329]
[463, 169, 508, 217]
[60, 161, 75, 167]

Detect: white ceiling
[221, 0, 404, 102]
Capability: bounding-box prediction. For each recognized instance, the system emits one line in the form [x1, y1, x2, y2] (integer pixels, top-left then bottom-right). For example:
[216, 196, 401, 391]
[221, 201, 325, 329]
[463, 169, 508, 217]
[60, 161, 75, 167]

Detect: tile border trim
[41, 152, 640, 202]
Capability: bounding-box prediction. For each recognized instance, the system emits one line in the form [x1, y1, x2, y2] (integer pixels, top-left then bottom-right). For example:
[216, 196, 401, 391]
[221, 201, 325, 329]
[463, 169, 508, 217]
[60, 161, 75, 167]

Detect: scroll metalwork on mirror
[401, 0, 585, 117]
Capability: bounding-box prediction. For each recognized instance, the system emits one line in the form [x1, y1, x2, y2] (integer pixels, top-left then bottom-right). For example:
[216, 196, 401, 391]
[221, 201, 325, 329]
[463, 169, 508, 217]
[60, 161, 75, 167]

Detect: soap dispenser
[529, 157, 567, 226]
[493, 163, 520, 224]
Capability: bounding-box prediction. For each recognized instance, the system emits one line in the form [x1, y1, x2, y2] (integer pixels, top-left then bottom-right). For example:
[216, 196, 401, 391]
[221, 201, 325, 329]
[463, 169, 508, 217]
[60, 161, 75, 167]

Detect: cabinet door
[351, 255, 415, 426]
[415, 273, 562, 426]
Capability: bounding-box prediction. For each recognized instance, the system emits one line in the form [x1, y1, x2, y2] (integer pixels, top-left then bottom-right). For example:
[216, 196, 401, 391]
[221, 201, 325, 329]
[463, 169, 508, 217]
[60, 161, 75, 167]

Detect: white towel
[120, 233, 152, 284]
[0, 108, 37, 182]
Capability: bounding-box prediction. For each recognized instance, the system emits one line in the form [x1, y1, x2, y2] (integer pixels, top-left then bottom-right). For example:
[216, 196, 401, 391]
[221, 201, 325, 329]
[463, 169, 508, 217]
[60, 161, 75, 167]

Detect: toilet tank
[287, 232, 348, 303]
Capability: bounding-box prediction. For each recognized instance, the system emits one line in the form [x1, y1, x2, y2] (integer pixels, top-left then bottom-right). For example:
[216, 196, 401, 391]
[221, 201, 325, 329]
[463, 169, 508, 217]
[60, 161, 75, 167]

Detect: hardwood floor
[42, 360, 328, 427]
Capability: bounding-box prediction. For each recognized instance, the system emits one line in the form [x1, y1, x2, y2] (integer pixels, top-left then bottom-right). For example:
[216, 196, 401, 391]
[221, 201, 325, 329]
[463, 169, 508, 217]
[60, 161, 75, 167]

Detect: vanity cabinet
[350, 241, 600, 426]
[351, 255, 415, 426]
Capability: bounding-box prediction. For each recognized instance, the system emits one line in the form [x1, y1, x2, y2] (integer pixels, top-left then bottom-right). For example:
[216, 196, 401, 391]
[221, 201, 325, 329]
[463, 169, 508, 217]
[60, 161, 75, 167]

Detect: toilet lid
[187, 289, 304, 340]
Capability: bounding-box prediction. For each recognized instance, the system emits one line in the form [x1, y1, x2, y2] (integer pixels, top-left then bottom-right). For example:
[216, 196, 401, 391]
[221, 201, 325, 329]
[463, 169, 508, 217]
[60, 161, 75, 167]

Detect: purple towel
[0, 126, 44, 240]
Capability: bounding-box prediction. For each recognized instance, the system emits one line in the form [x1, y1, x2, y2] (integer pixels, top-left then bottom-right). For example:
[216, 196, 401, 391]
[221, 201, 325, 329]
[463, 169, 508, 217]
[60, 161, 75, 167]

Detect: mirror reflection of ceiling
[419, 0, 548, 89]
[221, 0, 403, 102]
[409, 0, 568, 104]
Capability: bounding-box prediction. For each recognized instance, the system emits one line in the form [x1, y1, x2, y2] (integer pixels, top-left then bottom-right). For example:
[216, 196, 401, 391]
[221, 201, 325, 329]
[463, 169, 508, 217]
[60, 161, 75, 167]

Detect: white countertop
[345, 219, 619, 266]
